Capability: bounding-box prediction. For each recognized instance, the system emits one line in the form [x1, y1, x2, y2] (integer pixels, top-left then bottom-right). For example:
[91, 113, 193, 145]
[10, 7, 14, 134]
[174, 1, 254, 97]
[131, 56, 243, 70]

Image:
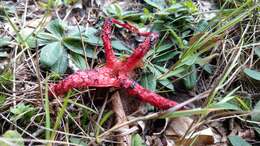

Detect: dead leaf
[26, 16, 51, 29]
[165, 117, 215, 146]
[165, 138, 175, 146]
[165, 117, 194, 137]
[189, 32, 221, 51]
[145, 136, 164, 146]
[181, 128, 215, 146]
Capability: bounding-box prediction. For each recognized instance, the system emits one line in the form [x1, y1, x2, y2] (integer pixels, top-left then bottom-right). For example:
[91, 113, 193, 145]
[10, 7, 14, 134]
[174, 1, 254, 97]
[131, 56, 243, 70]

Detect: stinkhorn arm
[110, 18, 153, 37]
[122, 78, 178, 110]
[102, 19, 117, 67]
[121, 37, 152, 72]
[49, 67, 120, 96]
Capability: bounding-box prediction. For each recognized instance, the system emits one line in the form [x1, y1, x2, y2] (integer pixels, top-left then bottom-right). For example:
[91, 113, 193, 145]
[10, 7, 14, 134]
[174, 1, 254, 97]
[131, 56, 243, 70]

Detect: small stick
[98, 90, 210, 138]
[111, 91, 131, 146]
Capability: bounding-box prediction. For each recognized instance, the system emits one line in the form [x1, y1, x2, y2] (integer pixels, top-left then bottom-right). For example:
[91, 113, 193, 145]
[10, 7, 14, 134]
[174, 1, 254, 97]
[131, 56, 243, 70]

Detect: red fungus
[49, 18, 178, 110]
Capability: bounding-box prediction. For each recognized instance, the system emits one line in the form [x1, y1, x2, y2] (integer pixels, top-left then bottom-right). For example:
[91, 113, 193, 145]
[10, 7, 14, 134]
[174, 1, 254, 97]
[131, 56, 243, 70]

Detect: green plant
[10, 103, 36, 121]
[0, 130, 24, 146]
[39, 0, 80, 9]
[38, 19, 130, 74]
[0, 94, 6, 107]
[37, 19, 95, 73]
[0, 70, 13, 86]
[103, 1, 199, 90]
[0, 4, 15, 21]
[105, 0, 198, 47]
[131, 133, 145, 146]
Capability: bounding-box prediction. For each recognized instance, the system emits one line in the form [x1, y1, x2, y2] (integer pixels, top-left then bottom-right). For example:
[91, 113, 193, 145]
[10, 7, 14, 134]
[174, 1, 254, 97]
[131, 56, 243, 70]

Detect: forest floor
[0, 0, 259, 146]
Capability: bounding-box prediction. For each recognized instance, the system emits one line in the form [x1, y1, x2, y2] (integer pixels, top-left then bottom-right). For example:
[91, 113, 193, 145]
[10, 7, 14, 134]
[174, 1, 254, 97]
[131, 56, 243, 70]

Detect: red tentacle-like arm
[122, 79, 178, 109]
[49, 18, 178, 110]
[49, 67, 121, 96]
[101, 19, 117, 67]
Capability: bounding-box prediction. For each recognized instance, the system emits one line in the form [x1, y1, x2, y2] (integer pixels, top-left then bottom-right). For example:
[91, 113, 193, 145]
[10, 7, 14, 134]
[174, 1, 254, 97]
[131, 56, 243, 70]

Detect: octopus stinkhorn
[49, 18, 178, 110]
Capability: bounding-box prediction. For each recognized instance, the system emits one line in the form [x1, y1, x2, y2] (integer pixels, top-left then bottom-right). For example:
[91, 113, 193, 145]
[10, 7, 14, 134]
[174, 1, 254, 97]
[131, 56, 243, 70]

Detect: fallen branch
[111, 91, 131, 146]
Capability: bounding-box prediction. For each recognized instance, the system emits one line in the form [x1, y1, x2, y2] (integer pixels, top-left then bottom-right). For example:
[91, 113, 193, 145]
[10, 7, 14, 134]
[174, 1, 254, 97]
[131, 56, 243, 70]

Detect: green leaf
[140, 8, 152, 23]
[181, 53, 199, 66]
[161, 104, 241, 119]
[84, 48, 97, 59]
[165, 3, 183, 13]
[47, 19, 65, 37]
[196, 54, 218, 67]
[140, 73, 157, 91]
[0, 37, 10, 47]
[158, 79, 174, 90]
[114, 3, 123, 18]
[95, 111, 113, 137]
[122, 11, 143, 21]
[254, 47, 260, 58]
[168, 28, 185, 49]
[67, 26, 85, 36]
[195, 20, 209, 33]
[251, 100, 260, 122]
[0, 51, 9, 58]
[111, 40, 130, 51]
[63, 37, 84, 54]
[40, 42, 63, 66]
[63, 0, 78, 5]
[228, 136, 251, 146]
[81, 27, 101, 46]
[37, 32, 60, 44]
[148, 65, 162, 77]
[85, 35, 103, 46]
[84, 27, 98, 37]
[160, 108, 209, 119]
[208, 102, 241, 111]
[160, 66, 186, 79]
[70, 137, 88, 146]
[0, 94, 6, 106]
[155, 51, 180, 63]
[63, 37, 97, 58]
[183, 65, 197, 90]
[51, 49, 68, 74]
[154, 64, 170, 74]
[10, 103, 35, 121]
[70, 53, 87, 70]
[144, 0, 165, 10]
[0, 130, 24, 146]
[183, 0, 198, 12]
[244, 68, 260, 81]
[10, 103, 34, 115]
[131, 134, 145, 146]
[68, 99, 96, 114]
[0, 70, 12, 85]
[19, 27, 38, 48]
[156, 43, 174, 53]
[104, 3, 120, 16]
[253, 126, 260, 135]
[202, 64, 212, 74]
